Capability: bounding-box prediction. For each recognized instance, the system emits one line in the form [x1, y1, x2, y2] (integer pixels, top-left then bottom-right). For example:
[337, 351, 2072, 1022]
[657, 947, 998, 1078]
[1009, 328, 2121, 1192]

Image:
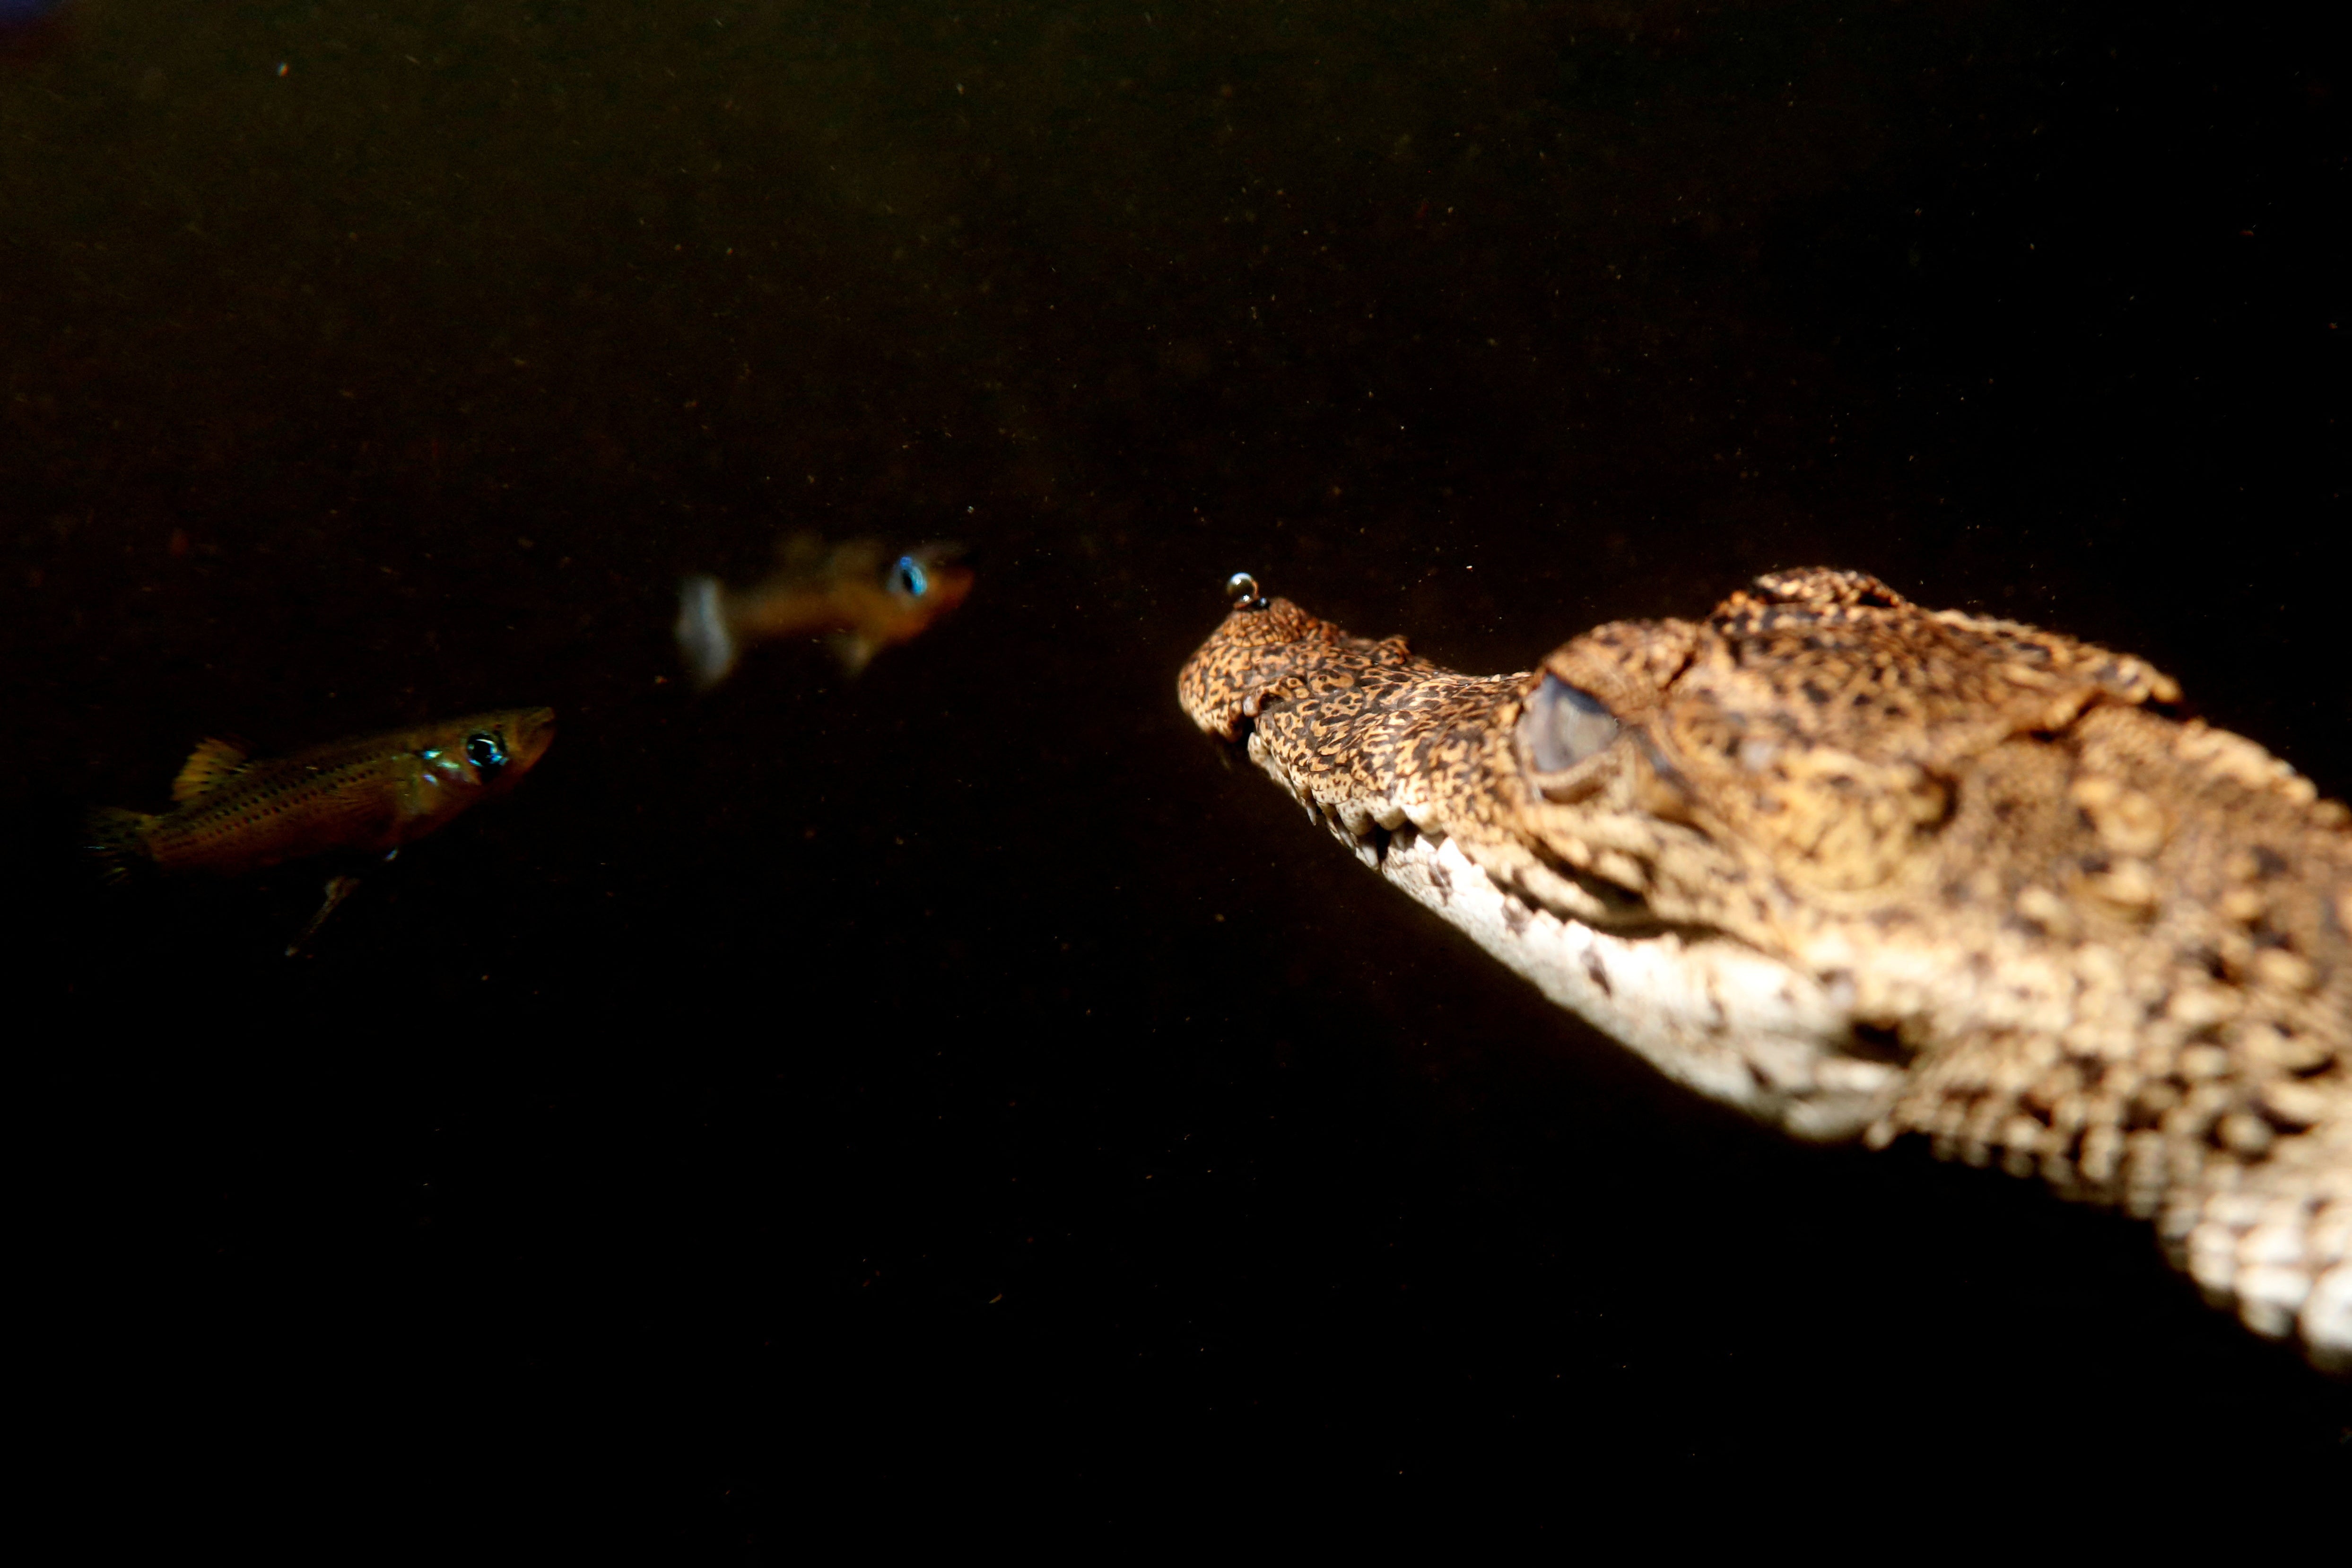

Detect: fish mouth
[901, 543, 976, 613]
[504, 706, 558, 774]
[925, 564, 976, 614]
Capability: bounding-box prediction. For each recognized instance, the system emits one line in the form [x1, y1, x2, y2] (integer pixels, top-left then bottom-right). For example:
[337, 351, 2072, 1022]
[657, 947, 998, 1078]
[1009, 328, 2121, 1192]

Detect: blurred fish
[87, 707, 557, 883]
[676, 535, 972, 688]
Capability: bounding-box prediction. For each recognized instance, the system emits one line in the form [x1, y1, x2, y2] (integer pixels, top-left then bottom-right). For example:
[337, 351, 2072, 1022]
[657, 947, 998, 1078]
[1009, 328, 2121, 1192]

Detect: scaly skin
[1179, 569, 2351, 1369]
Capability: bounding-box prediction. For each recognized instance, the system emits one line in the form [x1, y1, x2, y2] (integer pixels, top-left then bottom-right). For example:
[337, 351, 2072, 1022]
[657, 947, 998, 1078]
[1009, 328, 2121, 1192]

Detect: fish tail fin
[83, 807, 157, 885]
[828, 631, 879, 677]
[675, 575, 737, 689]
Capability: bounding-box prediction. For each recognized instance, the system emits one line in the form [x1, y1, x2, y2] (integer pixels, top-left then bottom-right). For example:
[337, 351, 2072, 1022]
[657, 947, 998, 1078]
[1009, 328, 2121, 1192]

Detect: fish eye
[1521, 674, 1619, 773]
[466, 731, 507, 781]
[891, 555, 931, 598]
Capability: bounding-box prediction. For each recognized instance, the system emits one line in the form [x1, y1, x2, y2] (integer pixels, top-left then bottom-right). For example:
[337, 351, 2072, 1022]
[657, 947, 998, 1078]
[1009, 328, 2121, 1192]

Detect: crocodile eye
[1523, 674, 1619, 773]
[465, 731, 507, 781]
[891, 555, 931, 599]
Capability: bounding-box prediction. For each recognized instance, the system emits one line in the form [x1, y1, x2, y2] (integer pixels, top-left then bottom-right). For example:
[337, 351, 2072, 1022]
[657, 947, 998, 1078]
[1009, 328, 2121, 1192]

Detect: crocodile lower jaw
[1298, 800, 1900, 1141]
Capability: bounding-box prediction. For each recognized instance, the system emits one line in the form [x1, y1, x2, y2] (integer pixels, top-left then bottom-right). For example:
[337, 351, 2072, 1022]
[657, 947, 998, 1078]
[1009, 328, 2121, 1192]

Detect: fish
[86, 707, 557, 884]
[675, 535, 973, 688]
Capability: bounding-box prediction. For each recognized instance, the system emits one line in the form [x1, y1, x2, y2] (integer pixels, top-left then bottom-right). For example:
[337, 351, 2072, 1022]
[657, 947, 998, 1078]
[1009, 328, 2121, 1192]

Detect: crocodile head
[1179, 567, 2351, 1370]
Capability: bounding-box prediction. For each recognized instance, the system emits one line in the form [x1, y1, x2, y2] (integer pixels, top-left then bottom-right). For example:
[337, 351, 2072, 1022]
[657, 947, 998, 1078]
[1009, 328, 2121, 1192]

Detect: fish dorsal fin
[171, 736, 252, 803]
[775, 531, 829, 572]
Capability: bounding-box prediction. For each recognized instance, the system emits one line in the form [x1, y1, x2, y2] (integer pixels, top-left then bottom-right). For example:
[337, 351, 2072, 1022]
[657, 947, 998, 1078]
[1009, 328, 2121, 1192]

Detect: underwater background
[6, 0, 2346, 1543]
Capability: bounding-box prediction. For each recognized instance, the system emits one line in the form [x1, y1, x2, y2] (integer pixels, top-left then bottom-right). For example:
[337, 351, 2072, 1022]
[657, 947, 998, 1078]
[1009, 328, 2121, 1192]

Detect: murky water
[8, 1, 2345, 1540]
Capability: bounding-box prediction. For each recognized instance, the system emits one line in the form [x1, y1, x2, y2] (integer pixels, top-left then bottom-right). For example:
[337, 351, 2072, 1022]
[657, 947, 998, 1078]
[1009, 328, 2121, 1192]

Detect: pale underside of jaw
[1250, 734, 1901, 1142]
[1245, 733, 2352, 1371]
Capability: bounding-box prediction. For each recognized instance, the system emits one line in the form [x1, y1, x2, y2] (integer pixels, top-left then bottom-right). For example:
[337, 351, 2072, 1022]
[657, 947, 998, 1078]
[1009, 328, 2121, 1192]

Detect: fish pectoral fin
[828, 631, 880, 676]
[171, 736, 253, 803]
[285, 874, 364, 959]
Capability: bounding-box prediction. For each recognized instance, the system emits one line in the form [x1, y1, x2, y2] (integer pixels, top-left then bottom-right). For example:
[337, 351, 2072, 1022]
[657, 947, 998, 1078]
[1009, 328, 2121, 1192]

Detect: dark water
[7, 0, 2346, 1542]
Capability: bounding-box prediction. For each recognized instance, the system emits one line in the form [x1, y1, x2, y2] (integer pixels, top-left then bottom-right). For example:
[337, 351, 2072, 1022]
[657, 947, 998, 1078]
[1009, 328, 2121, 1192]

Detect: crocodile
[1178, 567, 2350, 1370]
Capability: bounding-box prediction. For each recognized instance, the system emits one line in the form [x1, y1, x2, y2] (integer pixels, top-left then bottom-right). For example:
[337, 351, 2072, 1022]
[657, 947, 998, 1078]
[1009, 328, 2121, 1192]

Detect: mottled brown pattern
[1180, 568, 2351, 1370]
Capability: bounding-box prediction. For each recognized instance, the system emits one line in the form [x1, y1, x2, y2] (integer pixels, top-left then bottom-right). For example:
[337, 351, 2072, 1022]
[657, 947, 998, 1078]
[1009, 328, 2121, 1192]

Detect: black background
[6, 0, 2346, 1546]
